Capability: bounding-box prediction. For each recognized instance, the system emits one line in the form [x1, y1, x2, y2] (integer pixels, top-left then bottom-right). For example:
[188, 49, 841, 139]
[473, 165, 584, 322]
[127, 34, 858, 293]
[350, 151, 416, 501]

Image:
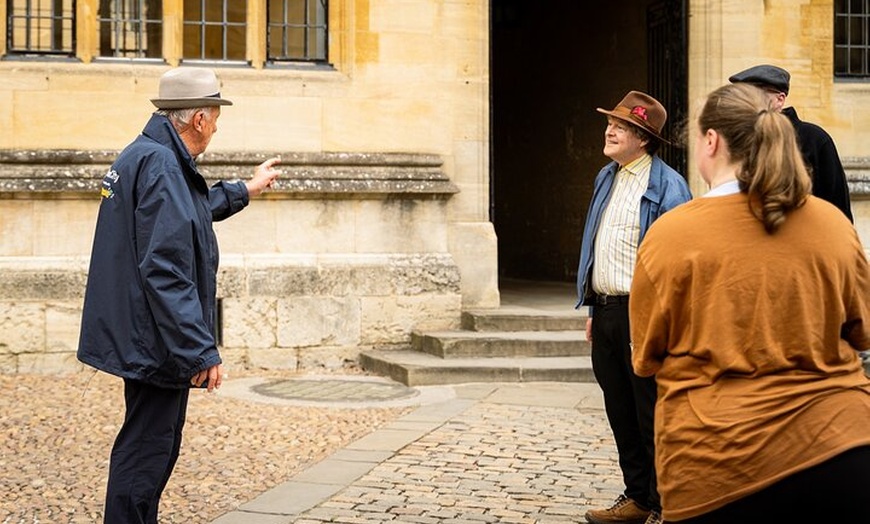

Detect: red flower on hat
[630, 106, 648, 121]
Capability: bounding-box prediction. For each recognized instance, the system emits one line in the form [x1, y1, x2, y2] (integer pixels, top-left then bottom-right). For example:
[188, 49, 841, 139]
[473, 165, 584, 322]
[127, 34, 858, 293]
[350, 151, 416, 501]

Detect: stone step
[412, 330, 589, 358]
[358, 350, 595, 387]
[461, 308, 586, 332]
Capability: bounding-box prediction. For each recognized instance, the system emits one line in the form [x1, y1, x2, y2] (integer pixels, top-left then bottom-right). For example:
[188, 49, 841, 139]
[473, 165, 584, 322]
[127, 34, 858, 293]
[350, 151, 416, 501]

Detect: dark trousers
[591, 301, 659, 511]
[672, 446, 870, 522]
[104, 379, 190, 524]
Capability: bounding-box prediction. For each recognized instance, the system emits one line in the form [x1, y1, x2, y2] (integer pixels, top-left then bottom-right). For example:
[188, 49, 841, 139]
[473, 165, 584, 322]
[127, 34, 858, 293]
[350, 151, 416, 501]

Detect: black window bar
[97, 0, 162, 59]
[6, 0, 76, 56]
[183, 0, 247, 62]
[267, 0, 328, 62]
[835, 0, 870, 77]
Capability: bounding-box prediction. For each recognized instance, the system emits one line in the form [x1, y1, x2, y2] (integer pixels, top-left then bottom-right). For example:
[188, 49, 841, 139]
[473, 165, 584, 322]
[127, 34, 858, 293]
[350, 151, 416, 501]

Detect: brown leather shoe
[644, 510, 663, 524]
[585, 495, 650, 524]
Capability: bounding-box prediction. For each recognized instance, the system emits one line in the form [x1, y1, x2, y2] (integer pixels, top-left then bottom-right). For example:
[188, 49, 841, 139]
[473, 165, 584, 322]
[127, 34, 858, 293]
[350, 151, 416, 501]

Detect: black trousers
[672, 445, 870, 522]
[104, 379, 190, 524]
[591, 301, 659, 511]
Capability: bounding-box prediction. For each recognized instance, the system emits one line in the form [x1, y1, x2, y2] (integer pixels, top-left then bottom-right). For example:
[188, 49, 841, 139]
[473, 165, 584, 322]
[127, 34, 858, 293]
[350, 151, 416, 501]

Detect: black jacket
[783, 107, 853, 222]
[77, 114, 249, 387]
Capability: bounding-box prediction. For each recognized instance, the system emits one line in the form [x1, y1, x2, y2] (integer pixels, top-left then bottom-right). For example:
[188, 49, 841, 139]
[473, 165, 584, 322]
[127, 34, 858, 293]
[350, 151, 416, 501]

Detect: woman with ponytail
[628, 83, 870, 522]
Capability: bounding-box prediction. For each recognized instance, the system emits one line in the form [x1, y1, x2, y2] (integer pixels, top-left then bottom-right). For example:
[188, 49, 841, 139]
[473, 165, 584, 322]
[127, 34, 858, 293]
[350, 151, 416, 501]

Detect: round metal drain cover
[251, 378, 419, 403]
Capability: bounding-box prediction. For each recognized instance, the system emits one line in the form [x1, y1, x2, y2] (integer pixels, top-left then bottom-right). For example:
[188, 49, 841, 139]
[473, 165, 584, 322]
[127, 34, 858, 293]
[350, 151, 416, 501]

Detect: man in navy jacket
[78, 67, 280, 523]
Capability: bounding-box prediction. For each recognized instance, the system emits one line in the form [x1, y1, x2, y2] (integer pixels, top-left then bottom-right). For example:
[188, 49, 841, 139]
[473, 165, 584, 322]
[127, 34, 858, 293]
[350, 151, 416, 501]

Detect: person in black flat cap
[577, 91, 692, 524]
[78, 67, 281, 523]
[729, 64, 853, 222]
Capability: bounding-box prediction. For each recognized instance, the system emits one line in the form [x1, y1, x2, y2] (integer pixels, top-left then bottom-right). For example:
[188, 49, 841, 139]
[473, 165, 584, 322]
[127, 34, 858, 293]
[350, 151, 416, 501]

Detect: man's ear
[193, 110, 206, 132]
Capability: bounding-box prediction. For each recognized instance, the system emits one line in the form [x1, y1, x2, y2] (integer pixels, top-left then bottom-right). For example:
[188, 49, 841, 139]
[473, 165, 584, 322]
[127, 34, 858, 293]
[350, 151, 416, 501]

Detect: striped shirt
[592, 154, 652, 296]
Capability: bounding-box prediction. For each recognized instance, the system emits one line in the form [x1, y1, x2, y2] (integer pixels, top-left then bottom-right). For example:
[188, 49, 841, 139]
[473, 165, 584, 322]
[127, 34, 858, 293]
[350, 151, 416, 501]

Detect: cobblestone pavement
[0, 369, 412, 524]
[213, 382, 622, 524]
[1, 370, 621, 524]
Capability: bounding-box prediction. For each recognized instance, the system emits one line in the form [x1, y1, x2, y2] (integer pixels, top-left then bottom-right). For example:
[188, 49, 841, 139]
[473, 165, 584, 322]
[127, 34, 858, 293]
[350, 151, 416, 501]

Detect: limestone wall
[0, 253, 461, 374]
[0, 151, 464, 373]
[0, 0, 494, 374]
[688, 0, 870, 250]
[0, 0, 495, 300]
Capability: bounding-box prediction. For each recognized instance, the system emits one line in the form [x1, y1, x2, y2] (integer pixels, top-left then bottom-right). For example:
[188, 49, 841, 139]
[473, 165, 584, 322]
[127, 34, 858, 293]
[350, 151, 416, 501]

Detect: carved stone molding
[0, 150, 459, 199]
[844, 157, 870, 198]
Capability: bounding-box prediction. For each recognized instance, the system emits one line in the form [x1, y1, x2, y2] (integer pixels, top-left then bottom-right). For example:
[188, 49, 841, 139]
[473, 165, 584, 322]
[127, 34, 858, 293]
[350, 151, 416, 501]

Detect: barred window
[835, 0, 870, 77]
[98, 0, 162, 58]
[4, 0, 329, 65]
[183, 0, 246, 62]
[7, 0, 76, 56]
[268, 0, 327, 62]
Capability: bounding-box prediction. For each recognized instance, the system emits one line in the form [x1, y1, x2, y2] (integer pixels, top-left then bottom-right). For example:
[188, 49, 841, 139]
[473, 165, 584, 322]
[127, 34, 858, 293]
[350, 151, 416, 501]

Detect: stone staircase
[360, 275, 870, 386]
[360, 297, 593, 386]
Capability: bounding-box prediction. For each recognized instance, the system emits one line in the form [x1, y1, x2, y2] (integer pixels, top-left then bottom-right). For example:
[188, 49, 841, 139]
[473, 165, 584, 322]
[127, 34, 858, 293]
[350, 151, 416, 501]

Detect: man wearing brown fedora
[576, 91, 691, 524]
[77, 67, 280, 523]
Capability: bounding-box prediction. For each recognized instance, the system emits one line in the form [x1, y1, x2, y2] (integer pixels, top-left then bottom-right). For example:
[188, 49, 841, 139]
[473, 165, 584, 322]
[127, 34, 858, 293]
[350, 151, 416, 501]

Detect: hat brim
[151, 97, 233, 109]
[597, 107, 669, 144]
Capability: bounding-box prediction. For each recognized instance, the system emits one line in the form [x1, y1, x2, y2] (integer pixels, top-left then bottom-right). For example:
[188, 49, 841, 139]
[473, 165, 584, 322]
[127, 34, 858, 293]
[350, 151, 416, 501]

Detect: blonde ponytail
[699, 84, 811, 233]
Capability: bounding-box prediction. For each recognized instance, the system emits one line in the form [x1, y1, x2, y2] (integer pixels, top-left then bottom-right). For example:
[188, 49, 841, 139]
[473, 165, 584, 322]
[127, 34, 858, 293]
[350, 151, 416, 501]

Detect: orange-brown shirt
[630, 193, 870, 521]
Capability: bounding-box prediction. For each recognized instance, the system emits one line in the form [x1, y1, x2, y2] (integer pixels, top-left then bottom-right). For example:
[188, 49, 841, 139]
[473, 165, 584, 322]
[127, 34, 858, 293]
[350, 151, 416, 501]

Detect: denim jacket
[576, 155, 691, 311]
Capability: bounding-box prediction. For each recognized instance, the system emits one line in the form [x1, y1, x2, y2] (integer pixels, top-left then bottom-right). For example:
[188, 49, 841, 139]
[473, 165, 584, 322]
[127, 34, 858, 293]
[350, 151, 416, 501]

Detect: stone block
[13, 90, 143, 150]
[0, 354, 17, 373]
[211, 95, 323, 152]
[399, 294, 462, 331]
[297, 345, 361, 370]
[277, 296, 361, 347]
[222, 297, 278, 349]
[45, 302, 83, 353]
[370, 0, 437, 34]
[360, 293, 461, 345]
[0, 302, 46, 355]
[0, 91, 13, 160]
[247, 346, 299, 370]
[215, 346, 250, 371]
[448, 223, 499, 308]
[354, 199, 449, 253]
[31, 199, 104, 256]
[359, 296, 409, 344]
[248, 264, 325, 297]
[0, 200, 35, 256]
[216, 265, 248, 298]
[270, 200, 356, 254]
[322, 97, 451, 153]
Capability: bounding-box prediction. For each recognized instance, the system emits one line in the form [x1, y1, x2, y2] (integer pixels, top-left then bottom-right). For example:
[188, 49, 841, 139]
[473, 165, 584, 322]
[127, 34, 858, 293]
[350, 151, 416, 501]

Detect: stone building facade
[0, 0, 867, 375]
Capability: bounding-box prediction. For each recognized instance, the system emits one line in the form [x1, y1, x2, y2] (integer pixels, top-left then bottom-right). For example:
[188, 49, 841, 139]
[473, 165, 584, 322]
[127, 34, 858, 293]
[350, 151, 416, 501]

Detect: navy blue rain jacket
[77, 114, 249, 387]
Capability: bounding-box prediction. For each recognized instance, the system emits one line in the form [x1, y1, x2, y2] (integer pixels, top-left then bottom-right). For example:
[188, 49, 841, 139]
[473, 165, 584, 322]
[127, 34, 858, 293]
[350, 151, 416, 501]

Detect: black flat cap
[728, 64, 790, 94]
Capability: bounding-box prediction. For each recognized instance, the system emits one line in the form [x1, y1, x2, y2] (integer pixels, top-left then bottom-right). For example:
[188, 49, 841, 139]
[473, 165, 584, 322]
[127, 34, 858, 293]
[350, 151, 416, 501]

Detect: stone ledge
[0, 150, 460, 198]
[0, 253, 462, 300]
[845, 157, 870, 198]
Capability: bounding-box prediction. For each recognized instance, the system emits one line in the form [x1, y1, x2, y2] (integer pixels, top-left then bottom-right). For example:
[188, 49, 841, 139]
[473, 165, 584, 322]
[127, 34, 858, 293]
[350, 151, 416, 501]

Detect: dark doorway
[491, 0, 688, 284]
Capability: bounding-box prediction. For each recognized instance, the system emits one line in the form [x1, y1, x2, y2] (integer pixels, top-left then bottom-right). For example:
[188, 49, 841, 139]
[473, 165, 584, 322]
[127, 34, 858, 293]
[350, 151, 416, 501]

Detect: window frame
[834, 0, 870, 78]
[5, 0, 78, 58]
[1, 0, 335, 68]
[266, 0, 328, 64]
[96, 0, 163, 60]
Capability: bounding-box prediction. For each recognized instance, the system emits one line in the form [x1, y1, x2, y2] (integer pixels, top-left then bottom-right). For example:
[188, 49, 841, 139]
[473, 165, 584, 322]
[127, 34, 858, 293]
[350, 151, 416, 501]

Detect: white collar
[704, 179, 740, 197]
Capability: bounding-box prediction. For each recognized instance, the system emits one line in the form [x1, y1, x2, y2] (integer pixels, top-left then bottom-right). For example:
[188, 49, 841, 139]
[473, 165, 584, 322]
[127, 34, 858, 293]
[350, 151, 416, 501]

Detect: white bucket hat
[151, 67, 233, 109]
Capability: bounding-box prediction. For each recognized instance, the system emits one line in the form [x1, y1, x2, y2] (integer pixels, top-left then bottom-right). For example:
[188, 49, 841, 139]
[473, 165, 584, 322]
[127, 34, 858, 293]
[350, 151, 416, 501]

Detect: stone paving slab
[210, 382, 620, 524]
